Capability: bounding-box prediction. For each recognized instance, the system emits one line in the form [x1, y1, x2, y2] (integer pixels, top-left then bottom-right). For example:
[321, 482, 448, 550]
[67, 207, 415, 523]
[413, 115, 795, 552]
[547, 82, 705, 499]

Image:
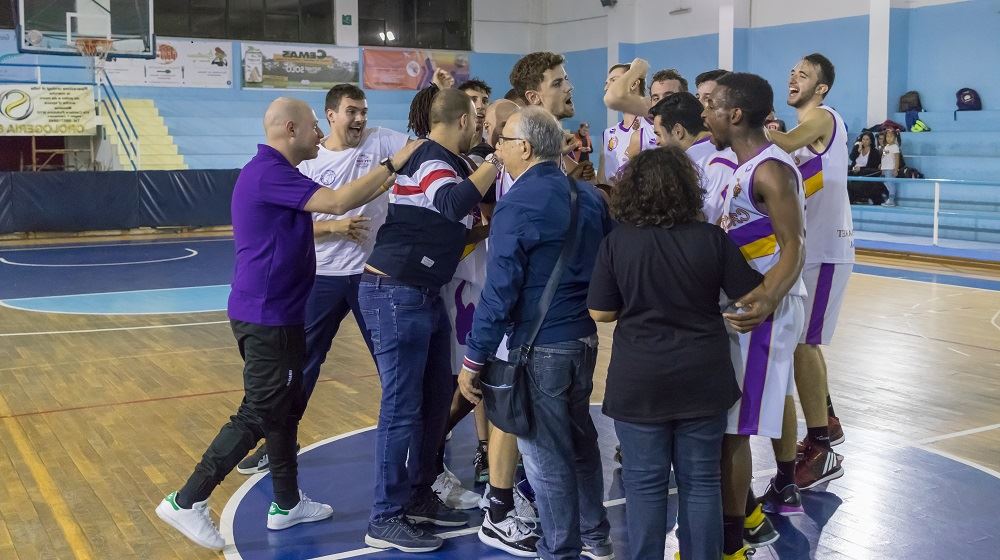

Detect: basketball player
[603, 59, 686, 118]
[234, 84, 407, 476]
[766, 53, 851, 490]
[649, 68, 688, 104]
[598, 63, 657, 185]
[458, 78, 494, 161]
[648, 91, 737, 224]
[704, 73, 807, 560]
[696, 69, 729, 106]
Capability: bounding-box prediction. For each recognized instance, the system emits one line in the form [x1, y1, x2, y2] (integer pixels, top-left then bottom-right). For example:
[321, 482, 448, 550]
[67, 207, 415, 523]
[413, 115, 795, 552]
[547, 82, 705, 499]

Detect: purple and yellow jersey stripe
[728, 217, 777, 262]
[798, 154, 824, 198]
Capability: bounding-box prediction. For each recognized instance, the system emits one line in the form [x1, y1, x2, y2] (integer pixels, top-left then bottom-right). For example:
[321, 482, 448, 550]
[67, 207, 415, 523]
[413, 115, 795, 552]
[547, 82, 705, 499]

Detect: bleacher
[851, 110, 1000, 244]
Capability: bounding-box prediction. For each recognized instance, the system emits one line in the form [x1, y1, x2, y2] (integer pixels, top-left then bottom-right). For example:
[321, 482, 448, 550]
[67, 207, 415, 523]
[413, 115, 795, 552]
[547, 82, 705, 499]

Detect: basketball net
[73, 38, 115, 74]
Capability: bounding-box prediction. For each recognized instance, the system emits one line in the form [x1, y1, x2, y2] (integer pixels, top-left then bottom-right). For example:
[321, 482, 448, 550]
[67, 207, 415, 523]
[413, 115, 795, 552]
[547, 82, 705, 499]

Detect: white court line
[0, 248, 199, 267]
[947, 347, 971, 357]
[0, 319, 229, 337]
[0, 300, 226, 316]
[0, 238, 231, 252]
[852, 271, 1000, 294]
[912, 444, 1000, 480]
[917, 422, 1000, 445]
[2, 283, 229, 301]
[992, 309, 1000, 333]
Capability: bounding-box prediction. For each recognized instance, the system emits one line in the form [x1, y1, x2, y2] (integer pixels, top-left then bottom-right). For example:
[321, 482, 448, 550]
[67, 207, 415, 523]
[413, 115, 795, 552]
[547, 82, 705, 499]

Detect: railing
[0, 59, 140, 171]
[850, 176, 999, 246]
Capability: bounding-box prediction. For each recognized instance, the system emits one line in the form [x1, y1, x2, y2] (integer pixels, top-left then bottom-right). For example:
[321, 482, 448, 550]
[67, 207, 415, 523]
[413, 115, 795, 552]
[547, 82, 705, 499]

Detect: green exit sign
[342, 14, 352, 25]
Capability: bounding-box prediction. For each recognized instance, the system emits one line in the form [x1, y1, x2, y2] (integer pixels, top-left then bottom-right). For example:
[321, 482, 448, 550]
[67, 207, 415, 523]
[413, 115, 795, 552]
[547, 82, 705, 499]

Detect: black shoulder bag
[480, 176, 580, 436]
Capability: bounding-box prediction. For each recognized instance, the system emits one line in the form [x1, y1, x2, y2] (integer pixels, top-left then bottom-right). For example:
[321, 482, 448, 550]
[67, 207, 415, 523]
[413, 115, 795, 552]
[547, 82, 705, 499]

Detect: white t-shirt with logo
[297, 127, 408, 276]
[881, 143, 900, 172]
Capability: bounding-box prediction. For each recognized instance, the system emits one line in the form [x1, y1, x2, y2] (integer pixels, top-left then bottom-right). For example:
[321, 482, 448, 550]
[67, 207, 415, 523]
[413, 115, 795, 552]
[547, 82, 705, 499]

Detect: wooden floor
[0, 255, 998, 559]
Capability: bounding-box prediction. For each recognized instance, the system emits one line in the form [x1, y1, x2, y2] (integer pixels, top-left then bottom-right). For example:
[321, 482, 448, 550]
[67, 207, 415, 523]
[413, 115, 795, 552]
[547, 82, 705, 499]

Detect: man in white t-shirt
[237, 84, 409, 475]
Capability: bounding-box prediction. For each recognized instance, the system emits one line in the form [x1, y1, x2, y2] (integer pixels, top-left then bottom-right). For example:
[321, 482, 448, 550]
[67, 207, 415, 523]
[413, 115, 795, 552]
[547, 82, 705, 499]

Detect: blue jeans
[614, 413, 726, 560]
[358, 276, 454, 523]
[516, 336, 610, 560]
[300, 274, 374, 406]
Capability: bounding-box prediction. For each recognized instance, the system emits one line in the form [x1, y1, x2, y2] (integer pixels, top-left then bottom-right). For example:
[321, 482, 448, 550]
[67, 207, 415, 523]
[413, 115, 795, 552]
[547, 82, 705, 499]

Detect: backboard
[17, 0, 154, 58]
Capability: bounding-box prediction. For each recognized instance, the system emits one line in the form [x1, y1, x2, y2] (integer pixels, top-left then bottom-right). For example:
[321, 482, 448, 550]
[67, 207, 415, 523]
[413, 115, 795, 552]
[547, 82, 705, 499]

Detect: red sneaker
[795, 442, 844, 490]
[828, 415, 845, 446]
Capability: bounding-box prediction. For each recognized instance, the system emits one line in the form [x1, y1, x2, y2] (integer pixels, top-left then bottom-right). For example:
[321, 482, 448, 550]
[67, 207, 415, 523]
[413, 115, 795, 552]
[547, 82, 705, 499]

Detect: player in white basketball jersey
[704, 73, 807, 560]
[236, 84, 410, 475]
[648, 91, 737, 224]
[766, 53, 852, 491]
[598, 64, 656, 184]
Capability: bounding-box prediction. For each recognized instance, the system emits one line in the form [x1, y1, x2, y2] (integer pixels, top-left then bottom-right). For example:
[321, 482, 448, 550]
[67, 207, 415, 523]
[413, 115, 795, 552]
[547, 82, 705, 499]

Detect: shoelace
[194, 502, 220, 533]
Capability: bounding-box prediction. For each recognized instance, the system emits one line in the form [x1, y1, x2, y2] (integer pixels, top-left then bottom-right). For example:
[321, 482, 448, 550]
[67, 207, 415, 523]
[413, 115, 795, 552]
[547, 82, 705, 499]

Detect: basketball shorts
[799, 262, 853, 345]
[726, 294, 805, 438]
[441, 277, 484, 375]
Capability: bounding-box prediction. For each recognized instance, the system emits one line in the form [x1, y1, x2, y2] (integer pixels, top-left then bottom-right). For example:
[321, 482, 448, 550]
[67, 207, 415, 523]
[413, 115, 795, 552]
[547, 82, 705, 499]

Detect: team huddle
[154, 49, 855, 560]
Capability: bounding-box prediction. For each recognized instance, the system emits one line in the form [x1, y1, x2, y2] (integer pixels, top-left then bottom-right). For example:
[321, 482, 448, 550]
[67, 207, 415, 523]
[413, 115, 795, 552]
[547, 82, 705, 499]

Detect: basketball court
[0, 234, 998, 559]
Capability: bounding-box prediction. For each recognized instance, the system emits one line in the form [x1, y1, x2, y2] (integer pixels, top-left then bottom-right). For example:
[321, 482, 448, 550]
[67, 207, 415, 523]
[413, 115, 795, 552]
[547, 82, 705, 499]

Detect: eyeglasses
[497, 135, 526, 145]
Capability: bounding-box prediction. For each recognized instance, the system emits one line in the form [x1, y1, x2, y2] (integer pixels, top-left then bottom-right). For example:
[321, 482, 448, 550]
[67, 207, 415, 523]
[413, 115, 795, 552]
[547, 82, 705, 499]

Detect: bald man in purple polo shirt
[155, 97, 424, 551]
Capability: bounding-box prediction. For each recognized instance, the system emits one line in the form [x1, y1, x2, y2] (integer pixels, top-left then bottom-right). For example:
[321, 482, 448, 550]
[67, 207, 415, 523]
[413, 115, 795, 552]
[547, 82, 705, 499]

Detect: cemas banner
[0, 85, 97, 136]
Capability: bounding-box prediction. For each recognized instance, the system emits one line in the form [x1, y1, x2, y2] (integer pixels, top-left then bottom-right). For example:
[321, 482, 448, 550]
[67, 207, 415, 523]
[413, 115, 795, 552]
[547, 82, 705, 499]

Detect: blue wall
[888, 8, 910, 114]
[740, 15, 870, 134]
[621, 34, 720, 95]
[902, 0, 1000, 111]
[563, 47, 608, 131]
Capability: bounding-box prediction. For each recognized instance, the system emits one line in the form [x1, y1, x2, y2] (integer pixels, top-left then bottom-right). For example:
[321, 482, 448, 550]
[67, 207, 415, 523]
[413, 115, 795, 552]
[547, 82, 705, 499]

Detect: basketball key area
[1, 236, 998, 559]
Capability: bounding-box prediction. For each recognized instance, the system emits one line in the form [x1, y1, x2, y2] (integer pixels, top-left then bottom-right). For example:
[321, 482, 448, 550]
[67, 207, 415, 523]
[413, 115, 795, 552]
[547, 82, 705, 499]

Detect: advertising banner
[0, 85, 97, 136]
[362, 48, 471, 90]
[241, 44, 359, 90]
[103, 39, 233, 88]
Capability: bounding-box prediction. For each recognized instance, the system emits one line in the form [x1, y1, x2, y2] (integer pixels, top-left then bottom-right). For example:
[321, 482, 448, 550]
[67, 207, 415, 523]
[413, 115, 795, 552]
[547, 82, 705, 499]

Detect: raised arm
[766, 106, 833, 153]
[304, 139, 426, 214]
[603, 58, 651, 117]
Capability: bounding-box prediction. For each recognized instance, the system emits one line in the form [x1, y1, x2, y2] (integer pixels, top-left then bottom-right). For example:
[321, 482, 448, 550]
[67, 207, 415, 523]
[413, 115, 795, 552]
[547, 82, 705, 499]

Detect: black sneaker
[365, 516, 442, 553]
[474, 441, 489, 483]
[743, 503, 780, 548]
[236, 443, 300, 475]
[759, 479, 804, 516]
[478, 511, 539, 557]
[406, 488, 469, 527]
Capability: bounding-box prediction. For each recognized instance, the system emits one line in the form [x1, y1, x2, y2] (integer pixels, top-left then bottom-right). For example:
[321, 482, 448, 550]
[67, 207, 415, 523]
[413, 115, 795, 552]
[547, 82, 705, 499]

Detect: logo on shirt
[733, 179, 743, 199]
[319, 169, 338, 185]
[607, 136, 618, 151]
[356, 154, 372, 168]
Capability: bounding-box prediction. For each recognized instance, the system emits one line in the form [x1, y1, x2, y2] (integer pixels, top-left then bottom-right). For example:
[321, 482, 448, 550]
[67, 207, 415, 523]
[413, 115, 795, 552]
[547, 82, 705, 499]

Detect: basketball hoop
[74, 38, 115, 61]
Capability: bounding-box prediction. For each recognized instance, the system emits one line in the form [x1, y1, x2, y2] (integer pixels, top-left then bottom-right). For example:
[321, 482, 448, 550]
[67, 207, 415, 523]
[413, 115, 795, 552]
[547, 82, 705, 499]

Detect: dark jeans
[358, 275, 454, 523]
[298, 273, 375, 409]
[178, 320, 304, 508]
[614, 413, 726, 560]
[517, 336, 610, 560]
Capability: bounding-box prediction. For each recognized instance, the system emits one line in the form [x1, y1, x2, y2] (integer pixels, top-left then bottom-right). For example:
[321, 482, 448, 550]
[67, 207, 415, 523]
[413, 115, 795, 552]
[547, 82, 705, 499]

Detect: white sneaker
[155, 491, 225, 551]
[266, 491, 334, 530]
[479, 510, 540, 557]
[478, 483, 540, 522]
[433, 467, 482, 510]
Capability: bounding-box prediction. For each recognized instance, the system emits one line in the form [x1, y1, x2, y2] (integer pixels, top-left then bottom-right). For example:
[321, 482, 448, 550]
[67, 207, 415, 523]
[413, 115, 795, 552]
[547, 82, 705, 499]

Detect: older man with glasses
[458, 106, 616, 560]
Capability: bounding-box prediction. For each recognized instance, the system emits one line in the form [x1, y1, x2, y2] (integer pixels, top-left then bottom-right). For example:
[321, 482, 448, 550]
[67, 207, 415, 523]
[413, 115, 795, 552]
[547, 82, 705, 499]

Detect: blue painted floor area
[0, 285, 230, 314]
[225, 407, 1000, 559]
[854, 264, 1000, 291]
[0, 238, 234, 299]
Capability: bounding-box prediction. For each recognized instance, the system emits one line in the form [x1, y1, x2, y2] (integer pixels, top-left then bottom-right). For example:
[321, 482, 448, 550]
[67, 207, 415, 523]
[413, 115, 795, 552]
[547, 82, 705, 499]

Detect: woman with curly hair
[587, 146, 764, 560]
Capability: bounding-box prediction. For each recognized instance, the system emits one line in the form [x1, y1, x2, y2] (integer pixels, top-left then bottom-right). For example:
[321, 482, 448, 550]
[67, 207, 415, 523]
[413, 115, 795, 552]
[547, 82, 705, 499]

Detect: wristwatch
[484, 152, 501, 167]
[380, 157, 396, 174]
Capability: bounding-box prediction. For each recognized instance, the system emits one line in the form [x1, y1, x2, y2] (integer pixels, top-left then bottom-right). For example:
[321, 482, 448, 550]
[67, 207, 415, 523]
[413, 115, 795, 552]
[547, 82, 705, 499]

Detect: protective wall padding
[10, 171, 142, 232]
[138, 169, 239, 227]
[0, 169, 240, 234]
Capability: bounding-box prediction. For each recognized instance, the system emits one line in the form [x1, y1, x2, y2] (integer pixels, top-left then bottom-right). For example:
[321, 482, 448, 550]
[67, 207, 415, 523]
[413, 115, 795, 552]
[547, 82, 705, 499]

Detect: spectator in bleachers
[849, 132, 881, 175]
[880, 129, 902, 206]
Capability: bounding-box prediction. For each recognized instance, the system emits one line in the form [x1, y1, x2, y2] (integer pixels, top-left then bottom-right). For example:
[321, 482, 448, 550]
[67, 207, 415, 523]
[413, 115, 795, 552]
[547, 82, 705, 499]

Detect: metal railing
[0, 59, 140, 171]
[850, 176, 999, 246]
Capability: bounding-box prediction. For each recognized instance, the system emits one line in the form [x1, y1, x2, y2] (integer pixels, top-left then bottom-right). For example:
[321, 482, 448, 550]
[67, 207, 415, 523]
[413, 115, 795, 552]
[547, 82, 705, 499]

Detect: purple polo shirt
[228, 144, 322, 326]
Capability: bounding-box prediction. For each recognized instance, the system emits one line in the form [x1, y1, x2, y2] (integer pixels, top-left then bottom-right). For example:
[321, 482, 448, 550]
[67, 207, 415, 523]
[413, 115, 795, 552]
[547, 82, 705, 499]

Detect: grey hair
[515, 106, 563, 162]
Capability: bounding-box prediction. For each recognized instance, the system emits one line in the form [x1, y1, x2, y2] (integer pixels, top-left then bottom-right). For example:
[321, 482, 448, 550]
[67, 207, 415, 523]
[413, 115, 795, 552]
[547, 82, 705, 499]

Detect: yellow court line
[2, 417, 94, 560]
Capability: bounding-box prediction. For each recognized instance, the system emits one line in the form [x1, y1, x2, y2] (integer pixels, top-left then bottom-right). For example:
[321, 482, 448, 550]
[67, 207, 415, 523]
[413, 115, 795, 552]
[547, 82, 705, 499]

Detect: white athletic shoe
[266, 491, 334, 530]
[478, 482, 540, 522]
[479, 511, 540, 557]
[432, 466, 482, 510]
[155, 491, 225, 551]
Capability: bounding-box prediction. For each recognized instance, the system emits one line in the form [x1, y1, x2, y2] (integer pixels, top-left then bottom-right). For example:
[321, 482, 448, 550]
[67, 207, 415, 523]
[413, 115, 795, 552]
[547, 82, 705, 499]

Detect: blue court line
[0, 285, 230, 315]
[854, 264, 1000, 291]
